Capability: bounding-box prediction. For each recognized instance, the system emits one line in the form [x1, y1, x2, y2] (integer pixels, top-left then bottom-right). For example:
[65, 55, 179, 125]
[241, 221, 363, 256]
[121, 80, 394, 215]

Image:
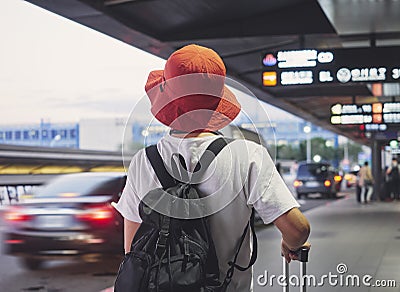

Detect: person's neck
[170, 131, 217, 138]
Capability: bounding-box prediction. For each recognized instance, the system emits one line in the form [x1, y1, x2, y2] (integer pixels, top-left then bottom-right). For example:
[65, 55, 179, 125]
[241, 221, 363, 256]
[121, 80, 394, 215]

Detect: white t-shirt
[114, 133, 299, 292]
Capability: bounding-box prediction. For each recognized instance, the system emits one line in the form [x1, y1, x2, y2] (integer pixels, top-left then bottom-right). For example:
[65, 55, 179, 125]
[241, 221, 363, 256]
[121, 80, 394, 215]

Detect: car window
[34, 175, 125, 197]
[298, 164, 329, 178]
[89, 177, 126, 196]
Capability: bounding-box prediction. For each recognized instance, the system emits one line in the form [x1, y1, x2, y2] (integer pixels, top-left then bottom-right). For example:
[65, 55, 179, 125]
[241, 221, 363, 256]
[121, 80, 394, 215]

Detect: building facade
[0, 120, 79, 148]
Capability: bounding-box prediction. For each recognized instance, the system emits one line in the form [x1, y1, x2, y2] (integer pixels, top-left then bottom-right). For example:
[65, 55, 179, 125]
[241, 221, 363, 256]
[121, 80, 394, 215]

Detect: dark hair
[364, 161, 369, 166]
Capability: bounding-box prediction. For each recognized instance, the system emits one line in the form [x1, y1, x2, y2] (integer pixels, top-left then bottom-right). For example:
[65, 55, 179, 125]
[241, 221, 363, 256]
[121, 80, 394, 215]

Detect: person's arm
[124, 218, 141, 253]
[273, 207, 311, 262]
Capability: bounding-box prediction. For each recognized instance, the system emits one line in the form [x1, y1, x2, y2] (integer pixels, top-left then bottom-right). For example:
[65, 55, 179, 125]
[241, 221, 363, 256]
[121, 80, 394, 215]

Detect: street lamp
[313, 154, 322, 163]
[303, 124, 312, 162]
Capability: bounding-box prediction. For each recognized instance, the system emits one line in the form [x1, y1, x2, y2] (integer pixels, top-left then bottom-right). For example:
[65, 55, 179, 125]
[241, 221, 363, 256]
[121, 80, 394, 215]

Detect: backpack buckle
[156, 230, 169, 256]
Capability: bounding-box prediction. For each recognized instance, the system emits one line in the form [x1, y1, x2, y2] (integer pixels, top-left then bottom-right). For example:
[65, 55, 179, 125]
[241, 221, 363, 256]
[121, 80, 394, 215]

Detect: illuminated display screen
[262, 47, 400, 87]
[330, 102, 400, 126]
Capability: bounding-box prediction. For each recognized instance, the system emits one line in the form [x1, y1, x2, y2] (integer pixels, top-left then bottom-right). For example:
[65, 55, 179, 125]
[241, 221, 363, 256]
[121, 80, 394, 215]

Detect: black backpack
[114, 137, 257, 292]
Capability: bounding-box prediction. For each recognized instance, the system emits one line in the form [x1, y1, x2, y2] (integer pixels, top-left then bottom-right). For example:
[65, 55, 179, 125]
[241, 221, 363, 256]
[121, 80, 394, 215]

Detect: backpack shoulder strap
[145, 145, 176, 189]
[192, 137, 234, 175]
[221, 209, 258, 289]
[146, 137, 234, 189]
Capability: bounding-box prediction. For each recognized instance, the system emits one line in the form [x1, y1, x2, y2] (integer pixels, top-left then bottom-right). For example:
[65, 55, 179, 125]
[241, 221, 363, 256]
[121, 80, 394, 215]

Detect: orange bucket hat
[145, 44, 241, 132]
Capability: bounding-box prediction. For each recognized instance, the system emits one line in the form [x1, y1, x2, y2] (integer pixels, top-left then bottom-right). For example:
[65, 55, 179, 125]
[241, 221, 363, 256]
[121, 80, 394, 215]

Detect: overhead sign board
[330, 102, 400, 125]
[262, 46, 400, 87]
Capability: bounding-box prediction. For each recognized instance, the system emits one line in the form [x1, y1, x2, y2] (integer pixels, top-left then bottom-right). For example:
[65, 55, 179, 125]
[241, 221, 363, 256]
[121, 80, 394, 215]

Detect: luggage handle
[292, 247, 309, 263]
[281, 247, 309, 263]
[282, 247, 310, 292]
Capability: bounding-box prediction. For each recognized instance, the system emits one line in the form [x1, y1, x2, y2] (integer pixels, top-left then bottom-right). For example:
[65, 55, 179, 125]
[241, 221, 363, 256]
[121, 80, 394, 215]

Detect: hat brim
[145, 70, 241, 132]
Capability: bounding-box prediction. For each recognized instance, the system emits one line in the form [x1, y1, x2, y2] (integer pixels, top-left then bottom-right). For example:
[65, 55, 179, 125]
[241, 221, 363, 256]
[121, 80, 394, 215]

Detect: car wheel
[20, 257, 45, 270]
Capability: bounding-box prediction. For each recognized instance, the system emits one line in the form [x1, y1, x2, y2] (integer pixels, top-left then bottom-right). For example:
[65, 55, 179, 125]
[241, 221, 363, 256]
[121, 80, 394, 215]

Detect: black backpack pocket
[114, 250, 151, 292]
[148, 253, 204, 292]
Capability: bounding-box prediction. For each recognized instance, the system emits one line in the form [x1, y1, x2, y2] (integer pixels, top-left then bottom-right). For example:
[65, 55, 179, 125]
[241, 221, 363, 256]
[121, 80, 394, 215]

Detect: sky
[0, 0, 299, 126]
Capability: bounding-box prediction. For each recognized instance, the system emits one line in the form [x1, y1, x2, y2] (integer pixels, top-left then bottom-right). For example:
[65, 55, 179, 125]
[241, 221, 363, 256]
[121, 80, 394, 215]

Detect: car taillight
[5, 239, 24, 244]
[293, 180, 303, 188]
[324, 180, 331, 187]
[334, 175, 342, 182]
[76, 205, 114, 225]
[4, 208, 32, 222]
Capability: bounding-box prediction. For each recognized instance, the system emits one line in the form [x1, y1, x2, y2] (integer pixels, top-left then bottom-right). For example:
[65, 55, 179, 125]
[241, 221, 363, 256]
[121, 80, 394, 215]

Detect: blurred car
[293, 162, 342, 199]
[344, 170, 359, 188]
[2, 172, 126, 270]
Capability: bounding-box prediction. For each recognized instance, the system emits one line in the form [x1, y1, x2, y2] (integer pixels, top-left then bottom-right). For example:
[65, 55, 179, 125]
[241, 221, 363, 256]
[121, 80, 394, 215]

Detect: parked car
[2, 172, 126, 270]
[293, 162, 342, 199]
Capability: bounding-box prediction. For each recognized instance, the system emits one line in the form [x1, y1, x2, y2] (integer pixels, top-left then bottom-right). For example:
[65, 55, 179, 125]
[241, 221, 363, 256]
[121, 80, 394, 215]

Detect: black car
[293, 162, 342, 199]
[2, 172, 126, 270]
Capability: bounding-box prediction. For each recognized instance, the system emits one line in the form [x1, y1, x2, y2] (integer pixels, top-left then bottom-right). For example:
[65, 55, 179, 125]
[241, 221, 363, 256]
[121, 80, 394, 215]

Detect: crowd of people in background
[356, 157, 400, 204]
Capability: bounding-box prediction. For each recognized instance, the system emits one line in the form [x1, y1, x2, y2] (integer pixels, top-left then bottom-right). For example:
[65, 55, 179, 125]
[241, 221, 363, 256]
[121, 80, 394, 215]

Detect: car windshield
[298, 164, 329, 178]
[34, 175, 124, 198]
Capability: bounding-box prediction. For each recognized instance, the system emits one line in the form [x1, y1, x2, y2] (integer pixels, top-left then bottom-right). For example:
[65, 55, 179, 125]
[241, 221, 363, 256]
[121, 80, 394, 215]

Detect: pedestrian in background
[386, 157, 400, 201]
[358, 161, 374, 204]
[290, 160, 298, 176]
[382, 166, 391, 202]
[355, 165, 362, 203]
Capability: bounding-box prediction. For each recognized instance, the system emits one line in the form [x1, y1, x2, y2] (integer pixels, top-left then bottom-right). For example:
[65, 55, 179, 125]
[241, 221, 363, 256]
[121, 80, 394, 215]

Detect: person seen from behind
[114, 44, 310, 291]
[358, 161, 374, 204]
[355, 165, 362, 203]
[386, 157, 400, 201]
